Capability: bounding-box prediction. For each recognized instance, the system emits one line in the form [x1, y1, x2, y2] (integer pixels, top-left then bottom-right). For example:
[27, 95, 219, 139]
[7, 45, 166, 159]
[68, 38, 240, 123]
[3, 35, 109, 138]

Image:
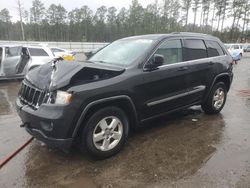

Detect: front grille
[19, 81, 50, 109]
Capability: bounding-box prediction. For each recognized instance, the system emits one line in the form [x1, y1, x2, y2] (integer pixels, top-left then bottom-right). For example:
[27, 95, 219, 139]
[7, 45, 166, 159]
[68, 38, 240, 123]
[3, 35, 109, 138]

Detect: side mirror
[145, 54, 164, 70]
[153, 54, 164, 66]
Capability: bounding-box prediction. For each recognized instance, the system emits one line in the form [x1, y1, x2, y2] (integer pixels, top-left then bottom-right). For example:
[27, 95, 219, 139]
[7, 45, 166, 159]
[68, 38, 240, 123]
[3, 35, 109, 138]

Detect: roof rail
[171, 32, 207, 35]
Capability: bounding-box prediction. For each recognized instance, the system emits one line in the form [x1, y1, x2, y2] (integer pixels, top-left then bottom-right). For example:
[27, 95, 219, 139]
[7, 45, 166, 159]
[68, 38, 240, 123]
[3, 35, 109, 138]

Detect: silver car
[0, 45, 54, 80]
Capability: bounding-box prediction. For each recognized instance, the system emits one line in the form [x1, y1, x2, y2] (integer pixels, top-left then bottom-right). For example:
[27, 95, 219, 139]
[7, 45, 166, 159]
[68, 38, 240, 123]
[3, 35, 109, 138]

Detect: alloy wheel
[213, 88, 225, 110]
[92, 116, 123, 151]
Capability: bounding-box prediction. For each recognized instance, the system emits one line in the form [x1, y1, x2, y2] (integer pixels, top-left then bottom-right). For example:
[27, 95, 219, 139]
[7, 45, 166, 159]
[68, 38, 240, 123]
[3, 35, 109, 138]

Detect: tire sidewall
[82, 106, 129, 159]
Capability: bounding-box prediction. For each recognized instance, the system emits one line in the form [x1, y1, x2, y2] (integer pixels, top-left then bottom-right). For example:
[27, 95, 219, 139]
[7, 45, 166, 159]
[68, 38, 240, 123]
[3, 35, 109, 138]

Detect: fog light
[40, 121, 54, 131]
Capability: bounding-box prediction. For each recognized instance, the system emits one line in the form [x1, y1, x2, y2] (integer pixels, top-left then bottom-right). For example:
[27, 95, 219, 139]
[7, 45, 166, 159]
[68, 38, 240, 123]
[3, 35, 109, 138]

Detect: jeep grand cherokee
[16, 32, 233, 159]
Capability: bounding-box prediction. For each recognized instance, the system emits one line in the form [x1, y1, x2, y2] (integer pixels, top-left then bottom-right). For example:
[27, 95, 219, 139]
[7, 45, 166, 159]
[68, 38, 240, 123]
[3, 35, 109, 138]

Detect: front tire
[81, 106, 129, 159]
[202, 82, 227, 114]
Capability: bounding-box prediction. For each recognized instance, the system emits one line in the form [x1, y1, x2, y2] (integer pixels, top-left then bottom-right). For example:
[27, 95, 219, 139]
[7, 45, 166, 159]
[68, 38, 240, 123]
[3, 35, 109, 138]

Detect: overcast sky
[1, 0, 235, 28]
[2, 0, 154, 21]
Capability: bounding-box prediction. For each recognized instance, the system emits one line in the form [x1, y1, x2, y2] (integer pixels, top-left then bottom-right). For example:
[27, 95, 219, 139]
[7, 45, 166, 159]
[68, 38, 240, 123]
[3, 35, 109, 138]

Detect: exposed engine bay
[25, 60, 125, 91]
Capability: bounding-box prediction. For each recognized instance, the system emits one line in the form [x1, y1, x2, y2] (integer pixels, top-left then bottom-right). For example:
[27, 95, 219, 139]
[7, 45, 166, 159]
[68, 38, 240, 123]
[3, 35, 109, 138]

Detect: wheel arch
[214, 74, 231, 91]
[72, 95, 138, 139]
[203, 73, 232, 103]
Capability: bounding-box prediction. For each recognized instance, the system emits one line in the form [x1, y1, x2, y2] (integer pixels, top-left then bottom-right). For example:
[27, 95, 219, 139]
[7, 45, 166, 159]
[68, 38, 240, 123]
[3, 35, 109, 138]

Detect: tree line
[0, 0, 249, 43]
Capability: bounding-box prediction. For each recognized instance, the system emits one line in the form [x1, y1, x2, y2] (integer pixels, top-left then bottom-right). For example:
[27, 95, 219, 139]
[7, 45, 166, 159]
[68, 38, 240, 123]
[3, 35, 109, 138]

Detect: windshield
[89, 39, 154, 66]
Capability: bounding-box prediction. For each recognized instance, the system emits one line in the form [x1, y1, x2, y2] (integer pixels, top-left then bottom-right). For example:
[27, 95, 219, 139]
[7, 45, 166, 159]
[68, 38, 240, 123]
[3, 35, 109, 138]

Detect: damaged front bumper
[16, 98, 74, 152]
[25, 126, 73, 152]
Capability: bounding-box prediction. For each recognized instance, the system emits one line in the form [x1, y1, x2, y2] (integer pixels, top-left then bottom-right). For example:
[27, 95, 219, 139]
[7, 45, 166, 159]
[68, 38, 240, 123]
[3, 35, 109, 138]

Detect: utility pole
[17, 0, 25, 41]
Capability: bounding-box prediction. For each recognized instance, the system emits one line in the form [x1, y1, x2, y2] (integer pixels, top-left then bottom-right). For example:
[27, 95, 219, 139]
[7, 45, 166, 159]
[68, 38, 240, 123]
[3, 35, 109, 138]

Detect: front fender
[72, 95, 138, 138]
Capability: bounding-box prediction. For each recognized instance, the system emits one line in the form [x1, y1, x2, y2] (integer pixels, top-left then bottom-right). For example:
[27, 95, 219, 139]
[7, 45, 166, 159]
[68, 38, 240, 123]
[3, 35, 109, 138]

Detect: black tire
[80, 106, 129, 159]
[202, 82, 227, 114]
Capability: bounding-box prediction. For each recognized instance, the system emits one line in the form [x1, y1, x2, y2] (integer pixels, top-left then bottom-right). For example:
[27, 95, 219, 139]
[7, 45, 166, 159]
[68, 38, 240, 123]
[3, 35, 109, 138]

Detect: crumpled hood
[25, 60, 125, 91]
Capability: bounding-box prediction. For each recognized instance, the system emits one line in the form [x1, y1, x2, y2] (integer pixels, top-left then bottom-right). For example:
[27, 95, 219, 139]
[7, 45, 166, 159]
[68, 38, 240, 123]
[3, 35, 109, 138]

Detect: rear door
[182, 39, 222, 104]
[138, 38, 191, 120]
[182, 39, 211, 103]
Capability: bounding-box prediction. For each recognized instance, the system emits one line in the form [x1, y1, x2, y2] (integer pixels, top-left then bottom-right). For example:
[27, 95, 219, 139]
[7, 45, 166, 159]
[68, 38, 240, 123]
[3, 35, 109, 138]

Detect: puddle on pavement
[17, 108, 225, 188]
[2, 58, 250, 187]
[0, 81, 21, 115]
[0, 90, 11, 115]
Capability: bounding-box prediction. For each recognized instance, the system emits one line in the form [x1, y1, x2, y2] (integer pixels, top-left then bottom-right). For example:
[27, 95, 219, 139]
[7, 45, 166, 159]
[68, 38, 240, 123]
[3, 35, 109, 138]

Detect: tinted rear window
[183, 39, 207, 61]
[206, 40, 224, 57]
[28, 48, 49, 56]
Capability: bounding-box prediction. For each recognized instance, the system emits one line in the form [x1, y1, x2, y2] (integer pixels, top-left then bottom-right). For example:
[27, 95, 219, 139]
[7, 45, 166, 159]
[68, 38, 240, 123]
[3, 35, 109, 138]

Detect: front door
[3, 46, 22, 77]
[137, 39, 191, 120]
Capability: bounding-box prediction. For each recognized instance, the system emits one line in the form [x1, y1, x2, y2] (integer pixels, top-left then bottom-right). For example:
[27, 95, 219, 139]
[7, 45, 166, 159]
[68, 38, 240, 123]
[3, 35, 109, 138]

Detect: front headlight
[55, 91, 72, 105]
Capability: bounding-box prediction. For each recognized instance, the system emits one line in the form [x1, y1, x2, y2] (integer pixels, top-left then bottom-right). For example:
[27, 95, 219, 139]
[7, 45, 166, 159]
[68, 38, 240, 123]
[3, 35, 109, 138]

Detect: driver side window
[155, 39, 183, 65]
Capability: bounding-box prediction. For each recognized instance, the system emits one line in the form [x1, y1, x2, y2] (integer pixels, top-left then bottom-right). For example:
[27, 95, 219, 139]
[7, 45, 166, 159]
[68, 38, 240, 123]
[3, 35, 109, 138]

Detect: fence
[0, 40, 109, 52]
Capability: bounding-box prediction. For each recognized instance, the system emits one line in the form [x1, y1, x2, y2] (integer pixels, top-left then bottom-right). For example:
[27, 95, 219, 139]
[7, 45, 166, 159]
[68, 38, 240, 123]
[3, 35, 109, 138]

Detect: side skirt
[140, 101, 201, 123]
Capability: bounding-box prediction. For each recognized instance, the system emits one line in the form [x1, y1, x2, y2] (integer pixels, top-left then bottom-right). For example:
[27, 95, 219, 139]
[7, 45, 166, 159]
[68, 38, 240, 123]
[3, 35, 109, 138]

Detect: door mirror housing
[145, 54, 164, 70]
[153, 54, 164, 66]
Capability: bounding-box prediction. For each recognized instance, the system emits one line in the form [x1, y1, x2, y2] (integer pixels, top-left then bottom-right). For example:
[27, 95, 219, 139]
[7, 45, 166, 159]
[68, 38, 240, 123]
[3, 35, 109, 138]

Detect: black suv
[16, 33, 233, 159]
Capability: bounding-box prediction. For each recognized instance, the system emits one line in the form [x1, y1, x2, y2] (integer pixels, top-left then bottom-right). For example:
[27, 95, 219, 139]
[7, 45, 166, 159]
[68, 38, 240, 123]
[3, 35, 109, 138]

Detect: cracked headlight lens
[55, 91, 72, 105]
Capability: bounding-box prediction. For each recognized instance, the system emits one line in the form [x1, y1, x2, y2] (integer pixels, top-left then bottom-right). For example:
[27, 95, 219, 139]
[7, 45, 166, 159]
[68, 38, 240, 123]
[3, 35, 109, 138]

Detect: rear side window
[183, 39, 207, 61]
[206, 40, 224, 57]
[28, 48, 49, 56]
[155, 39, 183, 65]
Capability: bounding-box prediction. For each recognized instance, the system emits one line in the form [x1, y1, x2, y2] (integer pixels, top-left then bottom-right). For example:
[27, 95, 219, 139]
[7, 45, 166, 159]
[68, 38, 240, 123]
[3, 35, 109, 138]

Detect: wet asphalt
[1, 55, 250, 188]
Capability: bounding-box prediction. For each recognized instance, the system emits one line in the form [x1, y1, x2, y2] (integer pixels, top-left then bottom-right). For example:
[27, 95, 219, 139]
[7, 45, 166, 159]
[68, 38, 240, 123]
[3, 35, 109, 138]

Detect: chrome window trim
[156, 55, 227, 69]
[147, 86, 205, 107]
[143, 37, 227, 71]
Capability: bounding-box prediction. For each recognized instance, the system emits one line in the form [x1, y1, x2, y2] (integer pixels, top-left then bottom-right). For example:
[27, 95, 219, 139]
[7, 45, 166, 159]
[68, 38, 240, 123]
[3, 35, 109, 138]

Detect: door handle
[178, 66, 188, 71]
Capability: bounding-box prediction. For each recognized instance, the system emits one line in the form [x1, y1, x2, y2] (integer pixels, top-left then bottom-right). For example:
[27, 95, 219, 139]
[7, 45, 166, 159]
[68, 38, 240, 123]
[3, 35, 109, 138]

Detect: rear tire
[202, 82, 227, 114]
[80, 106, 129, 159]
